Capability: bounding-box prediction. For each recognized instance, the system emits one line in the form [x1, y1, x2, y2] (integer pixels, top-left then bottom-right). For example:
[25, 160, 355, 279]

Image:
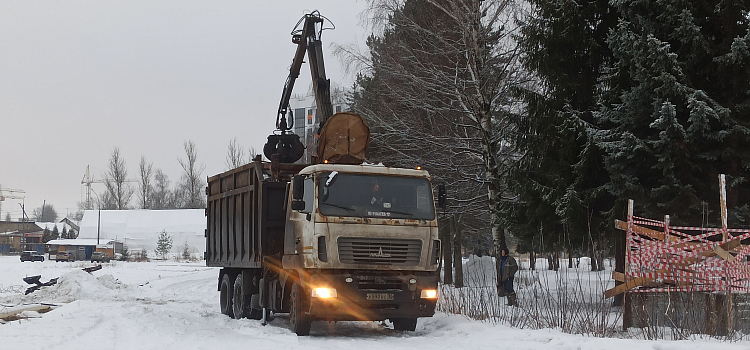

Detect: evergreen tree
[156, 230, 173, 259]
[509, 0, 620, 263]
[120, 244, 130, 261]
[61, 226, 68, 239]
[599, 0, 750, 226]
[42, 227, 52, 243]
[182, 242, 191, 260]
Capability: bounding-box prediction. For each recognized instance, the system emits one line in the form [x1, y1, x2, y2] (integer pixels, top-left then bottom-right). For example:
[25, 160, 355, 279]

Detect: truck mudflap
[305, 273, 438, 321]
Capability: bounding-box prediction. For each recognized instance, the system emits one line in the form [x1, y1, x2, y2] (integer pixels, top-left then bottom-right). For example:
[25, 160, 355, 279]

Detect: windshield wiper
[382, 209, 413, 216]
[320, 202, 355, 212]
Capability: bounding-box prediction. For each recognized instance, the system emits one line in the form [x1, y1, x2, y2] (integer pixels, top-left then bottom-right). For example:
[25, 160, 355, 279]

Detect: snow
[77, 209, 205, 255]
[0, 256, 746, 349]
[34, 221, 74, 232]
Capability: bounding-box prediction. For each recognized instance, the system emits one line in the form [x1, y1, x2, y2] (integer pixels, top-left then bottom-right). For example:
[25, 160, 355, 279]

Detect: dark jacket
[500, 255, 518, 282]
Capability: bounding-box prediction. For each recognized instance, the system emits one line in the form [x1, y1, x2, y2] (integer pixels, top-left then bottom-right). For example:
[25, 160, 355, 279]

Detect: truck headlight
[420, 289, 437, 299]
[312, 288, 338, 298]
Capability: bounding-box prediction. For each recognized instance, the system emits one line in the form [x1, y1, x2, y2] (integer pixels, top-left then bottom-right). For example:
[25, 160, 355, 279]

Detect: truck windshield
[318, 172, 435, 220]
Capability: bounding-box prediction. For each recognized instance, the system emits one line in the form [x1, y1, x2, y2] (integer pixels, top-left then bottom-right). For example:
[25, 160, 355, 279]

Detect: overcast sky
[0, 1, 370, 220]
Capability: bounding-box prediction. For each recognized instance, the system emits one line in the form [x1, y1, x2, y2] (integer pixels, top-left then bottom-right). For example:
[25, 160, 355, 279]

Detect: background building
[75, 209, 205, 258]
[288, 87, 350, 163]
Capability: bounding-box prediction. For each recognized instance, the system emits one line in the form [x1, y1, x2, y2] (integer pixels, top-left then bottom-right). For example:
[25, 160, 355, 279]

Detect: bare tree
[102, 147, 134, 210]
[178, 140, 206, 209]
[151, 169, 177, 209]
[248, 146, 259, 162]
[225, 137, 246, 170]
[347, 0, 527, 256]
[32, 204, 58, 222]
[138, 156, 154, 209]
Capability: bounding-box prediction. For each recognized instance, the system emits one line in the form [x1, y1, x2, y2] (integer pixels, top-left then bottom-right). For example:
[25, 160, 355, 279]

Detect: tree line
[81, 140, 208, 212]
[346, 0, 750, 270]
[81, 138, 259, 214]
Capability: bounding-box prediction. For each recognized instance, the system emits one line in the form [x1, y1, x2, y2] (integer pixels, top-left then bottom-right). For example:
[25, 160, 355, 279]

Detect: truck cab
[282, 164, 440, 331]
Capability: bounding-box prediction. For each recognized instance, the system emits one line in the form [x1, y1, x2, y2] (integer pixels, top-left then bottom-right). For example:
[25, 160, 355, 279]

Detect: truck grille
[338, 238, 422, 265]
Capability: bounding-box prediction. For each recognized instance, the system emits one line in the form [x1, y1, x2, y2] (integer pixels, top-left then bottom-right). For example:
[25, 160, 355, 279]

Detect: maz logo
[370, 247, 391, 258]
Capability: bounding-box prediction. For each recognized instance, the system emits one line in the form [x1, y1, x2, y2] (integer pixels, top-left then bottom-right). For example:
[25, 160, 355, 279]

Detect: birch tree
[225, 137, 246, 170]
[138, 156, 154, 209]
[102, 147, 134, 210]
[178, 140, 206, 209]
[348, 0, 527, 255]
[151, 169, 177, 210]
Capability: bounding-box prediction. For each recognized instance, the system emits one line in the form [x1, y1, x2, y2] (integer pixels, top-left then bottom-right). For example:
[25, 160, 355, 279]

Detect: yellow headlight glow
[311, 288, 337, 298]
[420, 289, 438, 299]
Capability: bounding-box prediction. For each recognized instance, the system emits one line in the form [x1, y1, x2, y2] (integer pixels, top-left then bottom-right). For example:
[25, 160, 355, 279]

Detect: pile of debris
[0, 264, 103, 323]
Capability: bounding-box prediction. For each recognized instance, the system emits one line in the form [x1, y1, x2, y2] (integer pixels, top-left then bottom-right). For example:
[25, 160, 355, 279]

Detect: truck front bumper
[306, 272, 438, 321]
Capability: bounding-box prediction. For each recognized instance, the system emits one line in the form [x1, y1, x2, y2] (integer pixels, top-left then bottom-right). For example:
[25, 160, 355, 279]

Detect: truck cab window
[317, 172, 435, 220]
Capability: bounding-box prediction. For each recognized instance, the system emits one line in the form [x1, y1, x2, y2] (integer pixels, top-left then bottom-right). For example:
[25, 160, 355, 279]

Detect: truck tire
[391, 318, 417, 331]
[233, 274, 247, 319]
[290, 282, 312, 336]
[220, 273, 234, 318]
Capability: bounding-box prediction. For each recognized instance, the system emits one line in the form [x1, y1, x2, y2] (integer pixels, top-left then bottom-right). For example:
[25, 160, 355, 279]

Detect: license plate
[366, 293, 394, 301]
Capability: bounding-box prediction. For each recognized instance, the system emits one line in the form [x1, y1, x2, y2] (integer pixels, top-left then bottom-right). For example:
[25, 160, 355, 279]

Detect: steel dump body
[206, 161, 305, 267]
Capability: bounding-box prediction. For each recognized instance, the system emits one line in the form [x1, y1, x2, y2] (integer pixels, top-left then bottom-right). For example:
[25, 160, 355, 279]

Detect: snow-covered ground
[0, 256, 745, 349]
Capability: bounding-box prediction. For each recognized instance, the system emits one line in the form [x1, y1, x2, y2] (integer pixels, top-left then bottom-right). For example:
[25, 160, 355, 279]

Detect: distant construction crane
[0, 185, 25, 221]
[81, 165, 137, 209]
[81, 165, 104, 210]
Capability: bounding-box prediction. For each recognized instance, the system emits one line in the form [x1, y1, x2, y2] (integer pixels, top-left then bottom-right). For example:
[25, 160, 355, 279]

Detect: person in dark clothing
[498, 247, 519, 306]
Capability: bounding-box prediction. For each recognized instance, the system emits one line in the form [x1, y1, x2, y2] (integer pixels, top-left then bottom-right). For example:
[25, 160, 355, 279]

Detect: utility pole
[0, 185, 25, 220]
[97, 209, 101, 245]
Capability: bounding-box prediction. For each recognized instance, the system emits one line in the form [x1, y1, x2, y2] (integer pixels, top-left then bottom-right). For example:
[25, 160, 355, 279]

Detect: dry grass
[437, 256, 750, 341]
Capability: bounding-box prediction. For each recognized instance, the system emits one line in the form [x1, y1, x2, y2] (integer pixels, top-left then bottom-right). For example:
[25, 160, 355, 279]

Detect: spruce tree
[509, 0, 620, 258]
[42, 227, 52, 243]
[599, 0, 750, 226]
[156, 230, 173, 259]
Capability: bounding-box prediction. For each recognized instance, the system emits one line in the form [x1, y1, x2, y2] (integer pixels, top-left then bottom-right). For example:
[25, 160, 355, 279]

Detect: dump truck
[206, 11, 445, 336]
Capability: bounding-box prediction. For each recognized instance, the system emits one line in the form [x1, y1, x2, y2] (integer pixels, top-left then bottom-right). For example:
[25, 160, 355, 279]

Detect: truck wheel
[232, 274, 247, 319]
[290, 282, 312, 336]
[220, 273, 234, 318]
[391, 318, 417, 331]
[248, 294, 263, 320]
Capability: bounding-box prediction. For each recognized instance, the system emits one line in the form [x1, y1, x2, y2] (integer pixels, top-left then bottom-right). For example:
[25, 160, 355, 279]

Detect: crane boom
[264, 11, 334, 164]
[277, 11, 334, 131]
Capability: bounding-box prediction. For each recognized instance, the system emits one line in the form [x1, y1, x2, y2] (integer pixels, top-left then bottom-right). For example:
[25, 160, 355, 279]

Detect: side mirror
[291, 200, 305, 211]
[292, 175, 304, 200]
[437, 183, 447, 209]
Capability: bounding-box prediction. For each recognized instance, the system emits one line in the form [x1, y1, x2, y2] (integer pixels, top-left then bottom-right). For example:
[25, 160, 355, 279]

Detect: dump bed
[205, 160, 305, 268]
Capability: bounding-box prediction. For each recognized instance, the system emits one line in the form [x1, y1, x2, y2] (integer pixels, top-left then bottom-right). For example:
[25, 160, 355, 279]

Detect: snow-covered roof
[77, 209, 205, 253]
[35, 221, 74, 232]
[47, 239, 114, 247]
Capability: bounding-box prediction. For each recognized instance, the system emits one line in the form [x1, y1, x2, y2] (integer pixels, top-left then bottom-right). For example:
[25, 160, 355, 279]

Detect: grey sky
[0, 1, 369, 219]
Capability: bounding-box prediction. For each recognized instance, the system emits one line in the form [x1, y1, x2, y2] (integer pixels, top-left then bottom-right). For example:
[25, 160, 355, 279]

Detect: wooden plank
[615, 220, 676, 242]
[612, 271, 626, 282]
[714, 245, 735, 262]
[683, 257, 705, 263]
[720, 239, 742, 252]
[0, 304, 51, 320]
[604, 277, 653, 298]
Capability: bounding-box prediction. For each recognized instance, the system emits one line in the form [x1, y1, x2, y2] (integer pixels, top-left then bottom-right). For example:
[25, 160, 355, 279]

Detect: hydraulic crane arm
[265, 11, 334, 164]
[276, 11, 334, 132]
